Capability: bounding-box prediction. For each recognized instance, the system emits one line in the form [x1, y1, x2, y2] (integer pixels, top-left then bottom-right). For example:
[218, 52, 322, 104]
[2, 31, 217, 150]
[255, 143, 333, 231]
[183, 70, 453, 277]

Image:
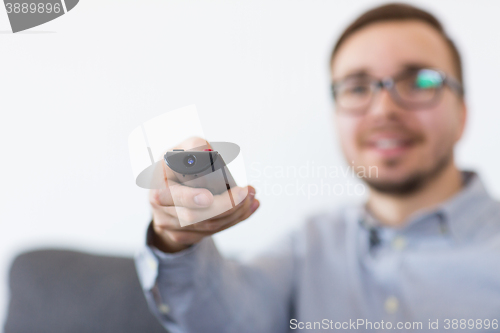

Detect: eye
[414, 69, 443, 89]
[350, 86, 369, 94]
[344, 82, 370, 95]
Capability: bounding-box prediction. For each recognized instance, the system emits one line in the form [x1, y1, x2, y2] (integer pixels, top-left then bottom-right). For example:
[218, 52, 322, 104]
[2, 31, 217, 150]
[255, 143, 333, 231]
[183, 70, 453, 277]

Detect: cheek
[415, 107, 458, 157]
[336, 116, 362, 158]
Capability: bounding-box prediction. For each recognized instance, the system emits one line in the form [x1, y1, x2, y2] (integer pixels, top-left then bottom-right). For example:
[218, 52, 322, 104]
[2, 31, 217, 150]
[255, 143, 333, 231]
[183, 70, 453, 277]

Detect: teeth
[375, 139, 403, 149]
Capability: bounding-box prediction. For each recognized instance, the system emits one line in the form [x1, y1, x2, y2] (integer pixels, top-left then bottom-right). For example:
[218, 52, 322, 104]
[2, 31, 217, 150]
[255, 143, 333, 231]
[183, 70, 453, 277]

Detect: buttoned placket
[357, 206, 452, 320]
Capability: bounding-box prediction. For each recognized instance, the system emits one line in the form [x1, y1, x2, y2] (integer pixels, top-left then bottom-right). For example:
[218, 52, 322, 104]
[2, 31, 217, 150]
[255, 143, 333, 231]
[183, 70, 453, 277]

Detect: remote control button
[203, 149, 213, 151]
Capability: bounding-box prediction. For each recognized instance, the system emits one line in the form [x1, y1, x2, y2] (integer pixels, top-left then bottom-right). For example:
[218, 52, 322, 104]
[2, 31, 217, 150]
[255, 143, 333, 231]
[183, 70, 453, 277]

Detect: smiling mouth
[368, 138, 413, 150]
[363, 136, 419, 159]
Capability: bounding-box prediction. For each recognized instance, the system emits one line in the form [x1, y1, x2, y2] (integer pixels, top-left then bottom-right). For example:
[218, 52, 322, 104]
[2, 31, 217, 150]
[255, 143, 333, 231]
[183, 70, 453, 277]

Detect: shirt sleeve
[134, 221, 296, 333]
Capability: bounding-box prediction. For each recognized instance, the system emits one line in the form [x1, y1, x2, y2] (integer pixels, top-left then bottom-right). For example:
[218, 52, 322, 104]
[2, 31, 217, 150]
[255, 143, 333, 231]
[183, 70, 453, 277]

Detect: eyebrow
[335, 62, 435, 81]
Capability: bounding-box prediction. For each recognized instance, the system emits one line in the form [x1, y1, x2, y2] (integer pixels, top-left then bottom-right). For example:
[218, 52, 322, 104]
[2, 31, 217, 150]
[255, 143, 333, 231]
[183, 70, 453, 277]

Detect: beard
[361, 149, 454, 196]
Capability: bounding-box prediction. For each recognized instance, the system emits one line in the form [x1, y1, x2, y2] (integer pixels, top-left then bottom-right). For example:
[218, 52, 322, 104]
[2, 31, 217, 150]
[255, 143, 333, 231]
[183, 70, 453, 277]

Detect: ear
[454, 98, 467, 142]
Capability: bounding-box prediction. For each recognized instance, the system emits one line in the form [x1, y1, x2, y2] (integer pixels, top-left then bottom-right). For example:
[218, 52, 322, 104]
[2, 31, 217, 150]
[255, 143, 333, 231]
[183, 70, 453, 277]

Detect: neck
[366, 161, 463, 227]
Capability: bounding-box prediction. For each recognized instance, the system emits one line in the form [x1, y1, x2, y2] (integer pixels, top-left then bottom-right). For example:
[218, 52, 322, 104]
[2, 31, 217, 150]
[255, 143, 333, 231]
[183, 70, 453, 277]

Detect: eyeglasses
[330, 68, 464, 115]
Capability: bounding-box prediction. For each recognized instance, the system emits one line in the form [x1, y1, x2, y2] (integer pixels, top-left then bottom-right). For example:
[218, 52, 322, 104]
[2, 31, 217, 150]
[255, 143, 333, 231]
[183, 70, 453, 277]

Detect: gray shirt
[135, 170, 500, 332]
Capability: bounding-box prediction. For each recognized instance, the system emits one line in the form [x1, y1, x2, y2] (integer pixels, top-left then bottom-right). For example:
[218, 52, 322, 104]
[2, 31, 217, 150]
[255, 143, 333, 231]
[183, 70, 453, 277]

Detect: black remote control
[164, 149, 237, 197]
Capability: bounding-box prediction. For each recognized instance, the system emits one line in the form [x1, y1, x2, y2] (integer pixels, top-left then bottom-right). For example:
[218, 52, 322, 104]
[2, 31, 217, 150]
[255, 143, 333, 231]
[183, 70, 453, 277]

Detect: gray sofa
[4, 249, 167, 333]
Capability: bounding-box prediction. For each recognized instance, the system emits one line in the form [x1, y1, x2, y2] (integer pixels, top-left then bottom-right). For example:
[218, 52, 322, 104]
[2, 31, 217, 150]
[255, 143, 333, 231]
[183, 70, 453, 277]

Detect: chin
[356, 158, 408, 177]
[364, 173, 427, 195]
[351, 146, 453, 195]
[356, 160, 427, 195]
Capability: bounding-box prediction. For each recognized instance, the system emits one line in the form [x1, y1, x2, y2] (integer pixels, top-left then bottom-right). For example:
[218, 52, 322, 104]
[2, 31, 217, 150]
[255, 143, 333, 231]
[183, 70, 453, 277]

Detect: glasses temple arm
[444, 75, 464, 96]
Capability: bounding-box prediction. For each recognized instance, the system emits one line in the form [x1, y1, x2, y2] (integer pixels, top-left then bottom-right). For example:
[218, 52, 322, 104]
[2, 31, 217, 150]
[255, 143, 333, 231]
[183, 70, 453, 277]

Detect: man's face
[331, 20, 466, 195]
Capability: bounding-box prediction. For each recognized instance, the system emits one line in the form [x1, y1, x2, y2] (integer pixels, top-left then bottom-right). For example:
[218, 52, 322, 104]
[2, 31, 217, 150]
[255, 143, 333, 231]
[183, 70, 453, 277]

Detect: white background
[1, 0, 499, 328]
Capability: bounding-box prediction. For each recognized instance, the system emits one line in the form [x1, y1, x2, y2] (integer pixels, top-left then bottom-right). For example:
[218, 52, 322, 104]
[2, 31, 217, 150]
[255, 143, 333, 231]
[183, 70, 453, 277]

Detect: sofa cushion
[4, 249, 166, 333]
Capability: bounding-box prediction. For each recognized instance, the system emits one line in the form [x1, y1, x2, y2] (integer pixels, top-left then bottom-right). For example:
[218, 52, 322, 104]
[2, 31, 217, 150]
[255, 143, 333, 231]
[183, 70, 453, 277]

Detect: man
[135, 3, 500, 332]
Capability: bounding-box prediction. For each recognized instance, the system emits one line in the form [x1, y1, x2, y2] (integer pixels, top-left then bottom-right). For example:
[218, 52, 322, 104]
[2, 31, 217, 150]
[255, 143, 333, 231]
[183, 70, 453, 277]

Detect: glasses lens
[394, 69, 443, 106]
[335, 77, 372, 111]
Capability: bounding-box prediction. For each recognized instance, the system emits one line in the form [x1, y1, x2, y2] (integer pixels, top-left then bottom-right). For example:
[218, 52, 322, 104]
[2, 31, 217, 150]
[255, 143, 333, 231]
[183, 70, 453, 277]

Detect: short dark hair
[329, 2, 463, 86]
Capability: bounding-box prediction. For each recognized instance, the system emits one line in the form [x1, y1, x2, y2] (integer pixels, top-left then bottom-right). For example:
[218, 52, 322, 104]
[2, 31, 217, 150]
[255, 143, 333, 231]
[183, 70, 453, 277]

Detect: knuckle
[152, 214, 170, 228]
[180, 209, 198, 224]
[171, 186, 190, 207]
[184, 136, 208, 149]
[149, 190, 160, 207]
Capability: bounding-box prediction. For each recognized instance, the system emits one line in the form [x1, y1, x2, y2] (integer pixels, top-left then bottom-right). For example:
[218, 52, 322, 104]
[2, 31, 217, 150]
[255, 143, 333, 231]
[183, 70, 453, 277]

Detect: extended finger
[194, 198, 259, 232]
[163, 186, 253, 224]
[211, 186, 255, 219]
[152, 182, 214, 209]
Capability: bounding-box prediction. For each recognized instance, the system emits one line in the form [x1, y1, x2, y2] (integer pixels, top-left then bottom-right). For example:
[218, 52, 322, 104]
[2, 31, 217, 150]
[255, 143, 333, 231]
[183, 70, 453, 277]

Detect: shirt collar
[358, 170, 496, 242]
[438, 170, 495, 241]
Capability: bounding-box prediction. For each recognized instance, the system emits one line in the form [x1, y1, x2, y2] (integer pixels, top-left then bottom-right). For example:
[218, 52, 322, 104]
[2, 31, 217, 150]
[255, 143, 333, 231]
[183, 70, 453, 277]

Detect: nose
[366, 87, 404, 119]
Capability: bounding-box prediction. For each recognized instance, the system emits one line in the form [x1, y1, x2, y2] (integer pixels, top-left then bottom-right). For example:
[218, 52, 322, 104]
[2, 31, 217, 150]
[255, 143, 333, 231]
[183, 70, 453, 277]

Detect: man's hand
[149, 137, 260, 253]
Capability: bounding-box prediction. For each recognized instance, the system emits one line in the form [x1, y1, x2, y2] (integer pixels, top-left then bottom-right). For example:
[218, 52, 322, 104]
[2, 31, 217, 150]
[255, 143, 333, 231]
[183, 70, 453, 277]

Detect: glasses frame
[330, 68, 464, 114]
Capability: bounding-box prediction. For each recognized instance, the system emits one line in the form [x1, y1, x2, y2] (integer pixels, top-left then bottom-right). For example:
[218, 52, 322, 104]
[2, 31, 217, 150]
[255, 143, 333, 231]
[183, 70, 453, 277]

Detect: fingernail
[250, 200, 259, 211]
[194, 193, 211, 206]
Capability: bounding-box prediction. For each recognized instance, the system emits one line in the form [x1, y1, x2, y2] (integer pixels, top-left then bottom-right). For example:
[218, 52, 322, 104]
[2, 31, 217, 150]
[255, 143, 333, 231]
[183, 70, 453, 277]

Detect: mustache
[357, 125, 426, 144]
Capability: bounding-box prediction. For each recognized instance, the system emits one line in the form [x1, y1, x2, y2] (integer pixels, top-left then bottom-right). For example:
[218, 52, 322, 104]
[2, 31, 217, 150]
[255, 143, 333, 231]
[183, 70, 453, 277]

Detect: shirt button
[384, 296, 399, 314]
[158, 303, 170, 314]
[392, 236, 407, 251]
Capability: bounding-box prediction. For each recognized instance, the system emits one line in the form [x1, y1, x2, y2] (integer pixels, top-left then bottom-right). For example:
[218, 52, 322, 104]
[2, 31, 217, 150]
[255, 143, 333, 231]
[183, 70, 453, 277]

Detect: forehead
[331, 20, 456, 80]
